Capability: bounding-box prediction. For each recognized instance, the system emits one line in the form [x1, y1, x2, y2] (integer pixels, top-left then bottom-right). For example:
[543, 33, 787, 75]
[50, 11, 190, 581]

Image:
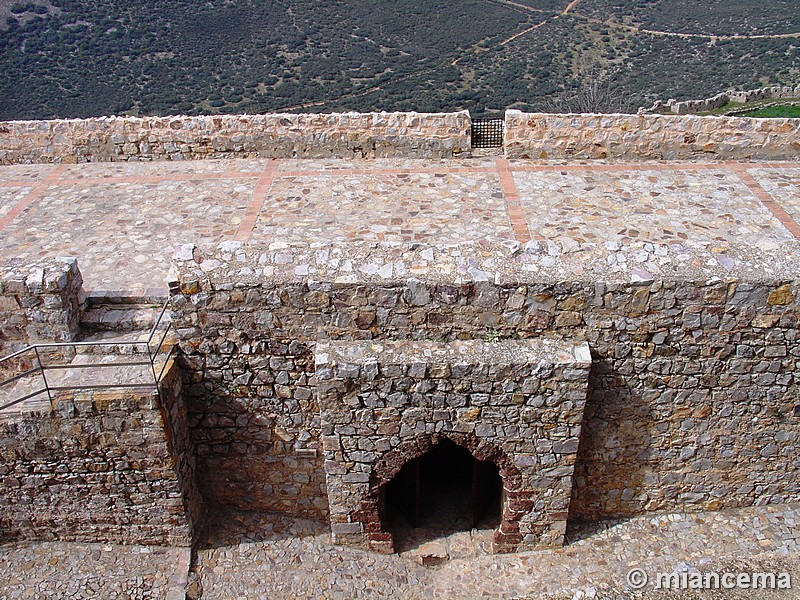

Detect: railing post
[33, 346, 53, 404]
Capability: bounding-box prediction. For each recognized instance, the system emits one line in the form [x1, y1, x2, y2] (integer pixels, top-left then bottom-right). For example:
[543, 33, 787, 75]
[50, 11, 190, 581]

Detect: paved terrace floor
[2, 504, 800, 599]
[1, 158, 800, 296]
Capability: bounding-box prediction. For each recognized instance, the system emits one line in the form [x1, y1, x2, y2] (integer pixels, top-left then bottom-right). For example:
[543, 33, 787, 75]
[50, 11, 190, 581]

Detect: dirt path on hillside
[499, 0, 581, 46]
[635, 26, 800, 40]
[578, 14, 800, 41]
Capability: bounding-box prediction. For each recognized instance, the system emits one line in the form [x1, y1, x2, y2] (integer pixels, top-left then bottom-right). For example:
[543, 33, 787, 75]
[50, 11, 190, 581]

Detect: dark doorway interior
[383, 439, 502, 552]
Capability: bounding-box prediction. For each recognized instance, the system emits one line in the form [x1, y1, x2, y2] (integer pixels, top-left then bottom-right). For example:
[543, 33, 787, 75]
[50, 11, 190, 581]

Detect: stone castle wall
[645, 86, 800, 115]
[169, 241, 800, 532]
[504, 110, 800, 160]
[0, 357, 202, 546]
[0, 112, 471, 164]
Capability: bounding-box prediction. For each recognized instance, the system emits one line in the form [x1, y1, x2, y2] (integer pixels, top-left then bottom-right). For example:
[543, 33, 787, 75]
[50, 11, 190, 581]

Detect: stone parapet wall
[0, 358, 201, 546]
[317, 339, 591, 553]
[504, 110, 800, 160]
[3, 108, 799, 165]
[170, 240, 800, 528]
[0, 258, 84, 357]
[0, 111, 471, 164]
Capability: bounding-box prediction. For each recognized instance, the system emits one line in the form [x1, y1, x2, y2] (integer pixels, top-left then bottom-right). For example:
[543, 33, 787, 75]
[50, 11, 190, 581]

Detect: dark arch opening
[382, 439, 502, 553]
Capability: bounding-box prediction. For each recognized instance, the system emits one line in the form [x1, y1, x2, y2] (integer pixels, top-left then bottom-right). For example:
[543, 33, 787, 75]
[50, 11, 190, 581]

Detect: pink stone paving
[1, 158, 799, 295]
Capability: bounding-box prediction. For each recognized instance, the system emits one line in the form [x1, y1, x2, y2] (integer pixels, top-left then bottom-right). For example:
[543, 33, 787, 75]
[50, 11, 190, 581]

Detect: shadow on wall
[179, 344, 329, 523]
[567, 356, 658, 532]
[184, 391, 329, 519]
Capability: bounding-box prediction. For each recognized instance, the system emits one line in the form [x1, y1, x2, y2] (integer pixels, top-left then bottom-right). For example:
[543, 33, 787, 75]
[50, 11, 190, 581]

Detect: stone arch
[350, 432, 526, 554]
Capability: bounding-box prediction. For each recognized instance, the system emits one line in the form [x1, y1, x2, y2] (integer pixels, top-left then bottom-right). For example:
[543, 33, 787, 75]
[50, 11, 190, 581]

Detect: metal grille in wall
[471, 118, 504, 149]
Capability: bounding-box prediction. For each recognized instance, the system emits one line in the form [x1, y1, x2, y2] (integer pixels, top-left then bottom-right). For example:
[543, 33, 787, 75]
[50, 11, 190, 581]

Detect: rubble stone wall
[0, 358, 201, 546]
[316, 339, 591, 553]
[0, 112, 471, 164]
[0, 257, 84, 357]
[504, 110, 800, 160]
[3, 109, 798, 166]
[170, 242, 800, 528]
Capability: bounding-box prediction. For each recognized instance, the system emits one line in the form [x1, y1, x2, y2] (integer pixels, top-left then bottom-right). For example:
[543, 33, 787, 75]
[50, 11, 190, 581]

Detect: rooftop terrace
[1, 157, 800, 296]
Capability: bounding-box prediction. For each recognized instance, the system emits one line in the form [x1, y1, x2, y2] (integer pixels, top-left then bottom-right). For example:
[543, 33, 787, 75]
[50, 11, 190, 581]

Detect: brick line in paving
[0, 164, 67, 230]
[1, 161, 797, 189]
[0, 180, 41, 188]
[732, 164, 800, 240]
[495, 158, 532, 244]
[56, 171, 260, 186]
[236, 160, 280, 242]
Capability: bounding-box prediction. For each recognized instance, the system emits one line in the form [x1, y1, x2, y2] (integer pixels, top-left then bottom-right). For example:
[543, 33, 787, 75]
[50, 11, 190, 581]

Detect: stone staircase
[79, 293, 170, 340]
[0, 295, 175, 413]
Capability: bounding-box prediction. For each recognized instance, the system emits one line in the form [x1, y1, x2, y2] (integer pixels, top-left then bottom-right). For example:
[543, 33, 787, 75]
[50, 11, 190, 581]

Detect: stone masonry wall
[170, 241, 800, 527]
[0, 357, 201, 546]
[0, 257, 84, 358]
[504, 110, 800, 160]
[316, 339, 591, 553]
[0, 112, 471, 164]
[3, 109, 799, 165]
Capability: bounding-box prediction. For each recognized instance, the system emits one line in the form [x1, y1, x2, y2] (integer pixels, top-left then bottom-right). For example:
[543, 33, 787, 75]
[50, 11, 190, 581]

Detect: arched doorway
[382, 439, 503, 553]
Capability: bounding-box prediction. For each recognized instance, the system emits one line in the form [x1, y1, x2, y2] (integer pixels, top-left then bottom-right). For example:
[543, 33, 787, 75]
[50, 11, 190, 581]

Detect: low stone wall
[169, 240, 800, 532]
[504, 110, 800, 160]
[317, 339, 591, 553]
[0, 258, 84, 357]
[0, 358, 201, 546]
[0, 111, 472, 164]
[2, 109, 799, 164]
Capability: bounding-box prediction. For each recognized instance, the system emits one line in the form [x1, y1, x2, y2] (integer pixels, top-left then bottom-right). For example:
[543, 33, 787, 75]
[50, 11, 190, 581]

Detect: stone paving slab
[0, 188, 32, 220]
[193, 504, 800, 599]
[512, 168, 794, 251]
[59, 159, 267, 180]
[0, 164, 58, 183]
[0, 542, 188, 600]
[256, 170, 513, 244]
[0, 177, 255, 295]
[1, 158, 800, 296]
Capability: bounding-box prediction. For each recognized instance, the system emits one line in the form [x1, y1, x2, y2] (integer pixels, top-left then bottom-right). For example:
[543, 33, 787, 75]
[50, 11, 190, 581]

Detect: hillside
[0, 0, 797, 119]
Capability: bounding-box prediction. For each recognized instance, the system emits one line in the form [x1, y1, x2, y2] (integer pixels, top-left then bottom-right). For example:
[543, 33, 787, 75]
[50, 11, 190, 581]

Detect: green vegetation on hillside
[0, 0, 797, 119]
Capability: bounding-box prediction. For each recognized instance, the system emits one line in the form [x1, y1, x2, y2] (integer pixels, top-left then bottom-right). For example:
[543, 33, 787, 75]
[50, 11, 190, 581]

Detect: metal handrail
[0, 299, 173, 412]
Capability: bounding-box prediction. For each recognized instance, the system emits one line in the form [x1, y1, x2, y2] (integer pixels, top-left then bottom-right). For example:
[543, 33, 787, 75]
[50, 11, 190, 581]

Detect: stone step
[74, 328, 177, 356]
[80, 294, 169, 334]
[80, 305, 170, 334]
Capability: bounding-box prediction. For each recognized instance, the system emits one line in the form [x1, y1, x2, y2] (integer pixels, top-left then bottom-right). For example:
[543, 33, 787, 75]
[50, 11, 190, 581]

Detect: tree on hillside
[547, 62, 643, 114]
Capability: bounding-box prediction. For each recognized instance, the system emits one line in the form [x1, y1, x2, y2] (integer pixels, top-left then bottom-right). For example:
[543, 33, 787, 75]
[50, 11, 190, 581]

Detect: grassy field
[740, 104, 800, 118]
[702, 98, 800, 116]
[0, 0, 797, 119]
